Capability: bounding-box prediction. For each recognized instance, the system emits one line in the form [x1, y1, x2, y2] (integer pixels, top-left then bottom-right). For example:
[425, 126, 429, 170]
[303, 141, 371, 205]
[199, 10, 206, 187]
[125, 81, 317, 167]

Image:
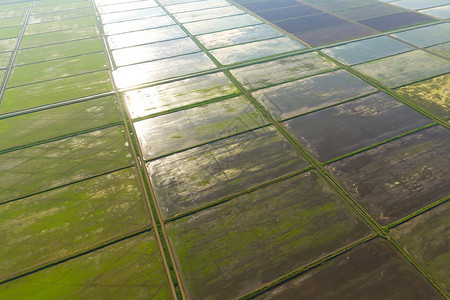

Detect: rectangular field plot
[147, 126, 309, 218]
[25, 16, 97, 35]
[334, 3, 405, 20]
[353, 50, 450, 87]
[390, 0, 449, 10]
[321, 36, 413, 65]
[0, 26, 21, 40]
[28, 8, 94, 24]
[173, 6, 244, 23]
[241, 0, 312, 13]
[256, 4, 321, 22]
[252, 69, 377, 120]
[231, 52, 338, 90]
[103, 15, 175, 35]
[0, 168, 150, 279]
[166, 171, 372, 299]
[0, 233, 174, 299]
[15, 37, 104, 65]
[0, 52, 10, 69]
[0, 126, 133, 203]
[100, 7, 166, 24]
[20, 26, 99, 48]
[97, 0, 159, 14]
[165, 0, 230, 14]
[420, 5, 450, 19]
[256, 239, 441, 300]
[123, 72, 239, 119]
[359, 12, 434, 32]
[326, 126, 450, 226]
[0, 38, 16, 52]
[392, 23, 450, 47]
[427, 42, 450, 59]
[0, 96, 121, 151]
[113, 52, 217, 88]
[395, 74, 450, 121]
[8, 52, 107, 87]
[183, 14, 262, 35]
[283, 92, 431, 162]
[390, 202, 450, 294]
[1, 70, 112, 114]
[135, 96, 268, 160]
[210, 37, 304, 65]
[197, 24, 283, 50]
[273, 13, 348, 34]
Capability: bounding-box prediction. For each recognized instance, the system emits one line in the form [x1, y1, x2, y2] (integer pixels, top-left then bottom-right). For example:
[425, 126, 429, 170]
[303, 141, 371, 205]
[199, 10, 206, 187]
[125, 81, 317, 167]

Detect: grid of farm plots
[0, 0, 449, 299]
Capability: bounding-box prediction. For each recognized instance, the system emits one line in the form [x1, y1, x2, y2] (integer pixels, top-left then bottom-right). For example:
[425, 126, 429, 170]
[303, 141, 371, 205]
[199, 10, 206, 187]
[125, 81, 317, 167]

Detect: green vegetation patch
[256, 239, 441, 299]
[16, 37, 104, 65]
[0, 96, 121, 151]
[252, 69, 377, 120]
[326, 125, 450, 226]
[0, 125, 133, 203]
[395, 73, 450, 121]
[231, 51, 338, 90]
[1, 70, 112, 114]
[0, 38, 16, 52]
[123, 72, 239, 119]
[0, 7, 27, 19]
[134, 95, 268, 160]
[0, 51, 10, 69]
[25, 16, 97, 35]
[28, 7, 94, 24]
[8, 52, 107, 87]
[166, 170, 372, 299]
[0, 232, 173, 299]
[0, 26, 21, 40]
[31, 1, 91, 14]
[353, 50, 450, 88]
[0, 167, 150, 279]
[0, 16, 24, 28]
[20, 26, 98, 48]
[427, 42, 450, 59]
[391, 202, 450, 294]
[147, 126, 309, 219]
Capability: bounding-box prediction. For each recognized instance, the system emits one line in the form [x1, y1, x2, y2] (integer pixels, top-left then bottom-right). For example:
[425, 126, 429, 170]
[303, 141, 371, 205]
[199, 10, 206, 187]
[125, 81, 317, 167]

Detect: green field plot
[20, 26, 99, 48]
[102, 15, 175, 35]
[134, 95, 268, 160]
[326, 126, 450, 226]
[391, 202, 450, 294]
[123, 72, 239, 119]
[183, 14, 262, 35]
[353, 50, 450, 88]
[256, 238, 441, 299]
[1, 70, 112, 113]
[174, 6, 243, 23]
[0, 51, 10, 68]
[0, 126, 133, 203]
[165, 0, 230, 14]
[28, 7, 94, 24]
[97, 0, 159, 14]
[107, 25, 187, 50]
[147, 126, 309, 218]
[210, 36, 304, 65]
[0, 16, 25, 28]
[0, 26, 21, 40]
[113, 52, 217, 89]
[0, 167, 149, 279]
[101, 7, 166, 24]
[321, 36, 413, 65]
[0, 96, 121, 151]
[31, 1, 92, 14]
[0, 232, 173, 299]
[427, 42, 450, 59]
[252, 69, 377, 120]
[166, 171, 372, 299]
[283, 92, 431, 162]
[16, 37, 104, 65]
[0, 38, 16, 52]
[25, 16, 97, 35]
[231, 52, 338, 90]
[395, 73, 450, 121]
[0, 7, 27, 19]
[112, 37, 200, 67]
[392, 23, 450, 47]
[8, 52, 107, 87]
[197, 24, 283, 50]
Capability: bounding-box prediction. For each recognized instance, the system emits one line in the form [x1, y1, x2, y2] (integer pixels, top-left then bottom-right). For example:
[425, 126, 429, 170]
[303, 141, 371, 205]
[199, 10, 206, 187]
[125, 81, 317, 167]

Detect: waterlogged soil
[210, 37, 304, 65]
[392, 23, 450, 47]
[100, 7, 166, 24]
[321, 36, 413, 65]
[395, 73, 450, 121]
[256, 4, 320, 22]
[0, 168, 149, 279]
[135, 95, 267, 160]
[165, 0, 230, 14]
[231, 52, 338, 90]
[359, 12, 434, 32]
[28, 7, 94, 24]
[166, 170, 372, 300]
[0, 126, 133, 203]
[123, 72, 239, 119]
[252, 69, 377, 120]
[427, 42, 450, 59]
[183, 14, 262, 35]
[97, 0, 159, 14]
[284, 92, 431, 162]
[326, 126, 450, 226]
[0, 232, 173, 299]
[273, 13, 348, 34]
[24, 16, 97, 35]
[173, 6, 244, 23]
[1, 70, 112, 114]
[353, 50, 450, 88]
[103, 15, 175, 35]
[390, 202, 450, 294]
[256, 239, 441, 300]
[420, 5, 450, 19]
[334, 3, 405, 20]
[147, 126, 309, 218]
[0, 96, 121, 151]
[242, 0, 311, 13]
